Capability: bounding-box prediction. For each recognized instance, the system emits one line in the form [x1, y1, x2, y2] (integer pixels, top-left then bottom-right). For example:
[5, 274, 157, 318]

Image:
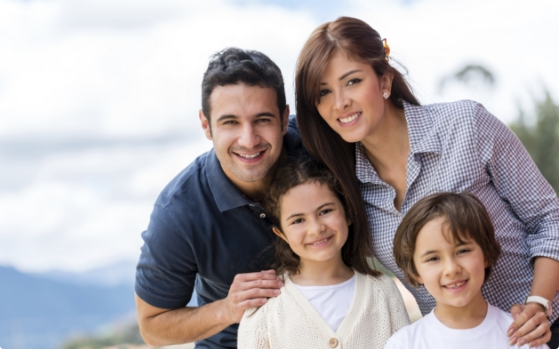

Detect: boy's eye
[457, 249, 471, 255]
[426, 256, 439, 262]
[347, 78, 362, 86]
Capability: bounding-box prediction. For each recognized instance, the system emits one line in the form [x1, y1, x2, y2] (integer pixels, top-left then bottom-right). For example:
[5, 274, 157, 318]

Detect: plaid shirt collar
[356, 101, 442, 185]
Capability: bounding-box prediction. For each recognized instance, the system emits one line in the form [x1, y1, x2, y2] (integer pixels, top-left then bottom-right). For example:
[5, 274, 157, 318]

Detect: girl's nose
[444, 258, 462, 276]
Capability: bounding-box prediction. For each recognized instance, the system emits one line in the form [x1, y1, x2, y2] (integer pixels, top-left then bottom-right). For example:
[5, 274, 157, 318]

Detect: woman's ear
[272, 227, 288, 243]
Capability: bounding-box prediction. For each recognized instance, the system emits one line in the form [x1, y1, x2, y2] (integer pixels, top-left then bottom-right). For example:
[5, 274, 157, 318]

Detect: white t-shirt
[384, 304, 549, 349]
[294, 275, 355, 332]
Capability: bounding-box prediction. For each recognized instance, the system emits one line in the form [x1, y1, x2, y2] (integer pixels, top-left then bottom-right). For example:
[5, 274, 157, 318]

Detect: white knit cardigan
[237, 272, 410, 349]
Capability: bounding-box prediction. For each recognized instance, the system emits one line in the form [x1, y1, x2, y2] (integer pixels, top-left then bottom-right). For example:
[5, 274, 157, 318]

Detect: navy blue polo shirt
[135, 117, 303, 348]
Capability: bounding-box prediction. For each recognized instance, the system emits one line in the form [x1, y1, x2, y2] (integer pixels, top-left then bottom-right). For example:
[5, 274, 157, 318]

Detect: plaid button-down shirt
[356, 100, 559, 321]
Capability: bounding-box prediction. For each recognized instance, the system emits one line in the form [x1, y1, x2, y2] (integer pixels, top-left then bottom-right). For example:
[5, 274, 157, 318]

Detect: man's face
[199, 84, 289, 192]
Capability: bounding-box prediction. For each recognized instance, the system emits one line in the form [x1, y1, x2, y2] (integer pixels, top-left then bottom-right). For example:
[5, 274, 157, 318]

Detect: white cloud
[1, 0, 558, 272]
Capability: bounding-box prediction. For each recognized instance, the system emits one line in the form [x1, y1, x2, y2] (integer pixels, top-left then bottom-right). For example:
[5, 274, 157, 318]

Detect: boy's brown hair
[393, 192, 501, 287]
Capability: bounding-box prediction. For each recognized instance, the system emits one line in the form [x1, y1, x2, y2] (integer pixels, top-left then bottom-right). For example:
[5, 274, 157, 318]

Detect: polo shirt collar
[205, 149, 252, 213]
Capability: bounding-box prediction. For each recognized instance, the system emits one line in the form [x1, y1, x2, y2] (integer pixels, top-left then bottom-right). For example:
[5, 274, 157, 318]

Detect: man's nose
[238, 124, 260, 148]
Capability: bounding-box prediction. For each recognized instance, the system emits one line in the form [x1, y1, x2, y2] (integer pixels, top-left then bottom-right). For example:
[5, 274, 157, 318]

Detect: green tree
[510, 91, 559, 194]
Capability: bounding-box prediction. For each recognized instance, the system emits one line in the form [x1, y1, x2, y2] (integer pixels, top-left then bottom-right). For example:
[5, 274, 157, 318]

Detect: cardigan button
[328, 338, 338, 347]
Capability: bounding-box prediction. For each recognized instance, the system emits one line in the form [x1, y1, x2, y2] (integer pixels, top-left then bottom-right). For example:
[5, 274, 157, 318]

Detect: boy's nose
[443, 258, 462, 275]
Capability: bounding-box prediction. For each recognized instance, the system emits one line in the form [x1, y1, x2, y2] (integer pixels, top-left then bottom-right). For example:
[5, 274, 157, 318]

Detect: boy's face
[413, 216, 487, 312]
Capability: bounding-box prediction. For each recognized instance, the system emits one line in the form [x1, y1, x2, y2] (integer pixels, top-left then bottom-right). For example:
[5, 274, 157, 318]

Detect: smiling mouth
[443, 280, 468, 289]
[236, 151, 263, 160]
[338, 112, 361, 124]
[307, 236, 333, 246]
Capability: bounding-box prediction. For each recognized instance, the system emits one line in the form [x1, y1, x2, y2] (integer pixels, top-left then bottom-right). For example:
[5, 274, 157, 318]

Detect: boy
[385, 192, 549, 349]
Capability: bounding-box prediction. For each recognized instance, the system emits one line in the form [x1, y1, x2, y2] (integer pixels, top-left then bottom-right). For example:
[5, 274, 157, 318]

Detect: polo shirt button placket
[328, 338, 338, 348]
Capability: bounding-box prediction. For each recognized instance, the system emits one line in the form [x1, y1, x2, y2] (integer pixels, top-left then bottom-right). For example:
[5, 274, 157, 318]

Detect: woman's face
[316, 51, 389, 143]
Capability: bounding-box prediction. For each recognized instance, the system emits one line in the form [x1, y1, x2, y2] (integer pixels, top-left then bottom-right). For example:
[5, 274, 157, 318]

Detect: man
[135, 48, 303, 348]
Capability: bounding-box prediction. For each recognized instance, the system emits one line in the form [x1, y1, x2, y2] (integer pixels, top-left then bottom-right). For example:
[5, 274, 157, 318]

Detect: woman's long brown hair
[295, 17, 420, 258]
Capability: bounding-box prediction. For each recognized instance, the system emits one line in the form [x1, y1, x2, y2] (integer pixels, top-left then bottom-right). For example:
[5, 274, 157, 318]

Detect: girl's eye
[426, 256, 439, 262]
[290, 218, 303, 225]
[319, 208, 333, 216]
[457, 249, 471, 255]
[347, 78, 362, 86]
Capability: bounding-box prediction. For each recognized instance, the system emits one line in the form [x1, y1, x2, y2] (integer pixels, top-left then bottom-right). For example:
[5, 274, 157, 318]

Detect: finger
[509, 307, 538, 335]
[528, 328, 552, 348]
[232, 270, 279, 283]
[233, 278, 283, 292]
[512, 311, 548, 340]
[516, 321, 550, 346]
[232, 286, 281, 304]
[509, 303, 523, 322]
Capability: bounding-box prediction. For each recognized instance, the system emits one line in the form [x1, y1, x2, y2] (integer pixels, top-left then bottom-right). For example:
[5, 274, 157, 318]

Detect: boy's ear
[272, 227, 288, 243]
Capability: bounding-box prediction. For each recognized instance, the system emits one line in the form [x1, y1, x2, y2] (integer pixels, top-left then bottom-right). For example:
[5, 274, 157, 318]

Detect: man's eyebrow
[216, 114, 237, 123]
[320, 69, 362, 85]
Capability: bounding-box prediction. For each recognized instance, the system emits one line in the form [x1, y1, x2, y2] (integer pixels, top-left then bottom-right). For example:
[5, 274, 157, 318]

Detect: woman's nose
[334, 91, 350, 111]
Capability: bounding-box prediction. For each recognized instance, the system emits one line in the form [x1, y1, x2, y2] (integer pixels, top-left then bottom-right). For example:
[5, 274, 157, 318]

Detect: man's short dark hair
[201, 47, 286, 121]
[393, 192, 501, 287]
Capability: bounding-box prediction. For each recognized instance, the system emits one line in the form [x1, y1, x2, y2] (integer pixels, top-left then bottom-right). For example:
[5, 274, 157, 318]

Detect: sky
[1, 0, 558, 273]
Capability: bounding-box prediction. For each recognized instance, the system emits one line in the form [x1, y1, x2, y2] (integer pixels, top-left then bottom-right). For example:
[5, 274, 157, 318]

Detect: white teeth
[310, 238, 329, 245]
[446, 282, 465, 289]
[238, 152, 261, 159]
[339, 113, 360, 124]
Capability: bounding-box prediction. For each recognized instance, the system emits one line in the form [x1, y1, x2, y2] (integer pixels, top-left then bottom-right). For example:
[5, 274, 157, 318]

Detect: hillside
[0, 265, 136, 349]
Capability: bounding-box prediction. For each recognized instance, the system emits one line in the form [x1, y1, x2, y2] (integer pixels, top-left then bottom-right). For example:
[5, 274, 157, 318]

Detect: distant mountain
[0, 265, 136, 349]
[34, 260, 137, 287]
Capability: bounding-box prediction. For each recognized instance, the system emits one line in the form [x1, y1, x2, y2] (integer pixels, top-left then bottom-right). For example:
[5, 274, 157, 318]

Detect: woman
[295, 16, 559, 348]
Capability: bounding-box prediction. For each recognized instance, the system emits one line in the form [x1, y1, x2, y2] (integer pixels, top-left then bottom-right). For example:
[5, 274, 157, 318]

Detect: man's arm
[136, 270, 282, 346]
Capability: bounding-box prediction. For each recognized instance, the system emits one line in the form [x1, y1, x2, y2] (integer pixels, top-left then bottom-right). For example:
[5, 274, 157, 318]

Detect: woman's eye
[319, 89, 330, 97]
[347, 78, 362, 86]
[319, 208, 333, 216]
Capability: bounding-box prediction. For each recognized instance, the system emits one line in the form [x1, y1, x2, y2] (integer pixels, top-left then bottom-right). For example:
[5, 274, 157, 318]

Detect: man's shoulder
[155, 149, 213, 207]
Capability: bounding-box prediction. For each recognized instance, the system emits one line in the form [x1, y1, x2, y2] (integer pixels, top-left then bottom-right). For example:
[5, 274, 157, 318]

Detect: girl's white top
[238, 272, 410, 349]
[294, 274, 356, 332]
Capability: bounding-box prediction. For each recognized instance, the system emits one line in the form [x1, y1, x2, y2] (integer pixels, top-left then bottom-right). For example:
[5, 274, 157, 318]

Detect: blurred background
[1, 0, 558, 348]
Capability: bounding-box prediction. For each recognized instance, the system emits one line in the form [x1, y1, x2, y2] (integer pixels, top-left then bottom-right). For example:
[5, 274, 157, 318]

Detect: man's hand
[508, 303, 551, 347]
[221, 270, 283, 324]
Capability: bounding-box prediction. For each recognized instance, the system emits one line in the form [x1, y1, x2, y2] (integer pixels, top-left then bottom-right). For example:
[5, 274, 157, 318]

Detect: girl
[237, 158, 410, 348]
[295, 16, 559, 348]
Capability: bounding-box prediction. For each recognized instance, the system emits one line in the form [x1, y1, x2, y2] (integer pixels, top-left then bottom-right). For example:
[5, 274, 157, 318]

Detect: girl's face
[413, 216, 488, 312]
[275, 181, 350, 266]
[315, 50, 390, 143]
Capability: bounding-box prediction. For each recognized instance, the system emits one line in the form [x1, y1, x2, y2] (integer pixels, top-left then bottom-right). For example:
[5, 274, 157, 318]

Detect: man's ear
[272, 227, 288, 243]
[199, 109, 212, 140]
[281, 105, 290, 135]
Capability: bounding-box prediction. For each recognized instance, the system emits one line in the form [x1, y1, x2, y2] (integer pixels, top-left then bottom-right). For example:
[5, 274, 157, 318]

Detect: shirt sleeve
[474, 103, 559, 261]
[237, 307, 270, 349]
[135, 203, 198, 309]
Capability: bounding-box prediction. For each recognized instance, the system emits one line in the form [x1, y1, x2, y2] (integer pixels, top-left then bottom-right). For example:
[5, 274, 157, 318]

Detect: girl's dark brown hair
[295, 17, 420, 258]
[265, 157, 380, 278]
[393, 192, 502, 287]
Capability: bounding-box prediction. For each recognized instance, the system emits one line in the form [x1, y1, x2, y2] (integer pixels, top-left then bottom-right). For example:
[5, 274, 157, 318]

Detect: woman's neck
[434, 292, 488, 329]
[360, 104, 409, 172]
[291, 255, 354, 286]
